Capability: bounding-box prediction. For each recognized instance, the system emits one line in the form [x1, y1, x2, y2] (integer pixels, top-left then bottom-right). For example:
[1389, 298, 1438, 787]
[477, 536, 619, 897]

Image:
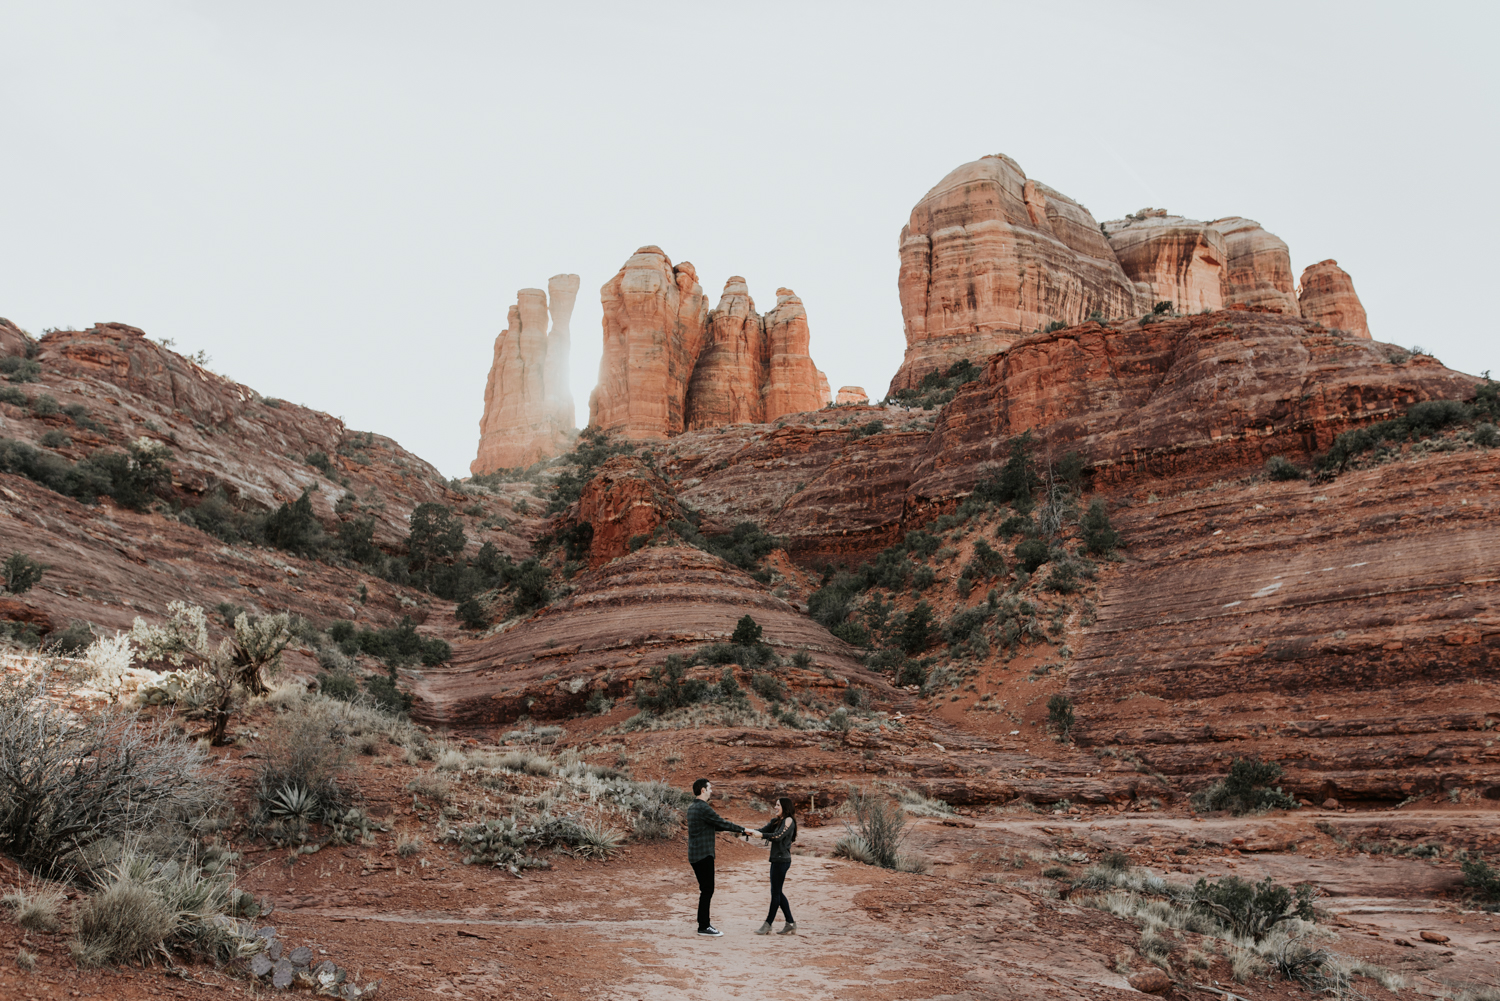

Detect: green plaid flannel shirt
[686, 799, 745, 863]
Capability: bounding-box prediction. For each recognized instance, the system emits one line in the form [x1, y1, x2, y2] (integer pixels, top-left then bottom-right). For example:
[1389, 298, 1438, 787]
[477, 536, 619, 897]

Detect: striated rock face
[410, 546, 889, 725]
[1103, 209, 1227, 314]
[596, 257, 831, 436]
[574, 454, 683, 566]
[891, 154, 1141, 395]
[836, 386, 868, 405]
[472, 278, 580, 474]
[1210, 217, 1301, 315]
[684, 277, 768, 428]
[1298, 259, 1371, 338]
[816, 370, 833, 407]
[763, 289, 827, 421]
[589, 247, 708, 439]
[0, 317, 33, 357]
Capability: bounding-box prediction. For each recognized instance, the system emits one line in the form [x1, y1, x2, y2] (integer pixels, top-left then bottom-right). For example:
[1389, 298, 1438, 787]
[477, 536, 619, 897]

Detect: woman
[753, 797, 798, 935]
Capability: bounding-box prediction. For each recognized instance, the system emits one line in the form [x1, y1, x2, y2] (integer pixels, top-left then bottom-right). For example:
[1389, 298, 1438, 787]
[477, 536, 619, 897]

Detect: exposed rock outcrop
[594, 255, 830, 436]
[836, 386, 869, 405]
[891, 154, 1141, 395]
[574, 454, 683, 566]
[472, 277, 580, 474]
[816, 370, 833, 407]
[1210, 217, 1301, 316]
[411, 546, 888, 725]
[1298, 259, 1371, 338]
[1103, 209, 1227, 314]
[589, 247, 709, 439]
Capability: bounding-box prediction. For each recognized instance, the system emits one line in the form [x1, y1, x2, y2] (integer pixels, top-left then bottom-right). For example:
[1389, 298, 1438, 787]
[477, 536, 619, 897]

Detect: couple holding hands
[684, 778, 798, 937]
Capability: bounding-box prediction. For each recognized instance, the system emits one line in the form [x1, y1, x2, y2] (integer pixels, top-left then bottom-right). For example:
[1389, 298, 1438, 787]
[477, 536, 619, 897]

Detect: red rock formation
[472, 278, 580, 474]
[891, 154, 1141, 395]
[816, 370, 833, 407]
[1298, 259, 1371, 338]
[763, 289, 826, 421]
[1103, 209, 1227, 314]
[0, 317, 33, 357]
[574, 454, 683, 565]
[1210, 217, 1301, 315]
[836, 386, 868, 405]
[412, 546, 889, 725]
[589, 247, 708, 439]
[684, 277, 767, 428]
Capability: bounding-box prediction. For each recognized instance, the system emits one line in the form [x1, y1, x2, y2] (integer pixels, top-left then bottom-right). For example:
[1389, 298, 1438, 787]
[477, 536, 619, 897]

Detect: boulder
[1298, 259, 1371, 339]
[473, 280, 579, 474]
[891, 153, 1141, 394]
[1127, 969, 1172, 994]
[1209, 217, 1301, 315]
[836, 386, 869, 405]
[1104, 209, 1227, 314]
[589, 246, 708, 439]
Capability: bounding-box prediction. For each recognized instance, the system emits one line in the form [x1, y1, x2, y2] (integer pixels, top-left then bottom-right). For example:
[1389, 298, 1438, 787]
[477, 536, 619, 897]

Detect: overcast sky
[3, 2, 1496, 477]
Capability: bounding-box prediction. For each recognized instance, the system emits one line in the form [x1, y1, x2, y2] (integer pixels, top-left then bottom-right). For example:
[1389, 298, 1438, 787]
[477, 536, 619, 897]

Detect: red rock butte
[472, 274, 580, 474]
[890, 155, 1370, 395]
[589, 248, 832, 439]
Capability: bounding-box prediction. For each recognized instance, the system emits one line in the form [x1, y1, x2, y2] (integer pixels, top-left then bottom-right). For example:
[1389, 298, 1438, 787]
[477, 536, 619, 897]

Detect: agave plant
[267, 784, 317, 821]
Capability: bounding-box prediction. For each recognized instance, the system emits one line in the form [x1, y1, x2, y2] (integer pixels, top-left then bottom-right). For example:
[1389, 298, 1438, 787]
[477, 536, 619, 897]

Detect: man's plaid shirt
[686, 799, 745, 863]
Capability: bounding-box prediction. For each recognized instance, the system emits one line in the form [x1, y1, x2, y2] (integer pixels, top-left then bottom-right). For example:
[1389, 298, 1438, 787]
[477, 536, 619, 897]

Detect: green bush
[337, 516, 381, 564]
[1265, 455, 1303, 481]
[1014, 537, 1050, 573]
[545, 427, 635, 514]
[306, 451, 334, 476]
[1080, 498, 1119, 555]
[1047, 694, 1075, 738]
[0, 386, 28, 406]
[886, 358, 981, 410]
[730, 614, 763, 645]
[46, 620, 95, 654]
[316, 670, 361, 701]
[264, 488, 325, 556]
[40, 429, 71, 448]
[897, 601, 935, 654]
[0, 357, 40, 383]
[1192, 757, 1299, 815]
[972, 431, 1040, 510]
[633, 656, 709, 715]
[2, 552, 47, 595]
[1461, 858, 1500, 903]
[365, 674, 413, 714]
[1474, 423, 1498, 448]
[456, 596, 488, 630]
[1192, 875, 1315, 942]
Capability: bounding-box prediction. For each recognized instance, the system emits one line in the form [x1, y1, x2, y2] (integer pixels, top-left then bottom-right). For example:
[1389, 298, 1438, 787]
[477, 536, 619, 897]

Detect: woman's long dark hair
[777, 797, 797, 841]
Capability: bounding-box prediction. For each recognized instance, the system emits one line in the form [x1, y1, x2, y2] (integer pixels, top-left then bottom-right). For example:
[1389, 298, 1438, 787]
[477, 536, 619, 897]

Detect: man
[686, 777, 761, 936]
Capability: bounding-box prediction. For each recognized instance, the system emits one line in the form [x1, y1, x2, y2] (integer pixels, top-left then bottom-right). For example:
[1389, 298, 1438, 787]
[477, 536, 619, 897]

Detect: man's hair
[692, 778, 710, 797]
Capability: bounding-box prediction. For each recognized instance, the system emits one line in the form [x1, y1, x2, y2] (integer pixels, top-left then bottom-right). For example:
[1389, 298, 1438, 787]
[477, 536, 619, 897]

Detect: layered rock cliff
[472, 276, 580, 474]
[1211, 217, 1301, 316]
[1298, 259, 1371, 338]
[891, 154, 1141, 395]
[591, 252, 830, 437]
[1103, 209, 1227, 314]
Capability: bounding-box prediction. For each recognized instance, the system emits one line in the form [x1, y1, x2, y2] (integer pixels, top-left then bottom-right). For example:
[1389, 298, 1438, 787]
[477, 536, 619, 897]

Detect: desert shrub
[331, 616, 450, 667]
[1476, 423, 1500, 448]
[317, 670, 361, 701]
[364, 674, 412, 714]
[508, 560, 552, 615]
[407, 502, 466, 570]
[0, 356, 41, 383]
[942, 606, 991, 647]
[2, 886, 64, 931]
[1265, 455, 1303, 481]
[306, 451, 333, 475]
[0, 672, 220, 877]
[897, 601, 935, 654]
[1047, 694, 1075, 738]
[1192, 757, 1299, 815]
[840, 787, 910, 870]
[634, 656, 709, 714]
[972, 430, 1039, 509]
[730, 614, 763, 645]
[0, 386, 28, 405]
[1404, 398, 1472, 433]
[253, 699, 353, 839]
[46, 619, 95, 654]
[887, 358, 981, 410]
[1080, 498, 1120, 555]
[1014, 537, 1050, 573]
[585, 689, 614, 715]
[964, 539, 1006, 580]
[1462, 858, 1500, 903]
[2, 551, 47, 594]
[40, 429, 71, 448]
[751, 672, 786, 702]
[542, 427, 636, 514]
[996, 512, 1034, 538]
[263, 488, 325, 556]
[1192, 875, 1315, 943]
[1044, 558, 1081, 594]
[337, 516, 382, 564]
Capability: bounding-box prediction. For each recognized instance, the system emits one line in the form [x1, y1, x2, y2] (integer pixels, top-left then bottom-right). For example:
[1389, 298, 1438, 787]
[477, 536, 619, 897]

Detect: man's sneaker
[697, 926, 724, 937]
[777, 922, 797, 935]
[754, 922, 772, 935]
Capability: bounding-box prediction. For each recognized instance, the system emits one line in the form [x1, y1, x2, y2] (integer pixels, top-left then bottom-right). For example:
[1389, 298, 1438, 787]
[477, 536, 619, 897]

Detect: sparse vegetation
[1, 551, 47, 595]
[886, 358, 981, 410]
[1047, 693, 1075, 739]
[1191, 757, 1299, 815]
[1265, 455, 1304, 480]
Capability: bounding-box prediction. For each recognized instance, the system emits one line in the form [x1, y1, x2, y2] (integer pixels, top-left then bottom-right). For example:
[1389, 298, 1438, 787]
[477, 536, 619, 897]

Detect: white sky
[2, 2, 1496, 478]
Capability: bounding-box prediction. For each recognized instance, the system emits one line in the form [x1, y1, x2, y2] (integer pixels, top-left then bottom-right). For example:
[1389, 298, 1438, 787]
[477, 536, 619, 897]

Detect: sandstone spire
[589, 246, 708, 439]
[763, 289, 827, 421]
[1298, 259, 1370, 339]
[891, 154, 1141, 395]
[1208, 217, 1301, 316]
[472, 280, 579, 475]
[685, 277, 767, 427]
[1103, 209, 1227, 314]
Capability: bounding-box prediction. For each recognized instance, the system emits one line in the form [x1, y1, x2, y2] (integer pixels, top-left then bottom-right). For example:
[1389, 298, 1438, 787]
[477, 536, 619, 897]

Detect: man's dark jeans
[691, 856, 716, 930]
[765, 858, 793, 924]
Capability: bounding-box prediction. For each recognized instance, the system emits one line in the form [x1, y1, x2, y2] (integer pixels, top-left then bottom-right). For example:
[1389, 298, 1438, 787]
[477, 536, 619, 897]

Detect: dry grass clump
[832, 787, 928, 872]
[395, 832, 424, 858]
[15, 948, 37, 970]
[407, 773, 453, 804]
[2, 885, 64, 932]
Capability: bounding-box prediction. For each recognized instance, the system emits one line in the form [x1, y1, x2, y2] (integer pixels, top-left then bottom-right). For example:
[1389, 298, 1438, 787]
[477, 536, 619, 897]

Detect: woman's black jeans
[765, 858, 794, 924]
